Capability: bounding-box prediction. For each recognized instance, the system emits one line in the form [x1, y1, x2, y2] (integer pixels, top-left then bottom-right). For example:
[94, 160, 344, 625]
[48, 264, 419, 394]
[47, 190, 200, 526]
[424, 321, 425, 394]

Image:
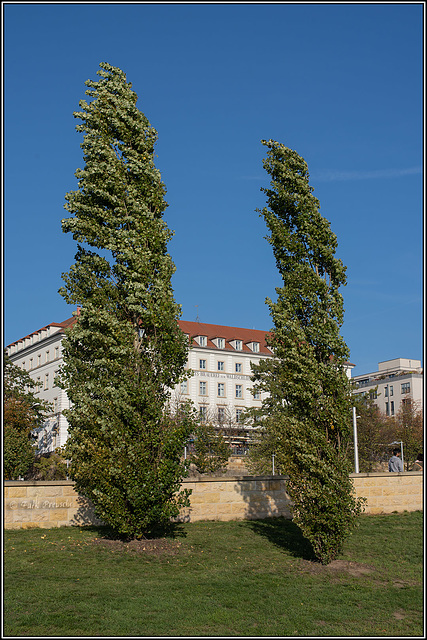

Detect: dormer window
[252, 342, 260, 353]
[234, 340, 242, 351]
[213, 337, 225, 349]
[196, 335, 207, 347]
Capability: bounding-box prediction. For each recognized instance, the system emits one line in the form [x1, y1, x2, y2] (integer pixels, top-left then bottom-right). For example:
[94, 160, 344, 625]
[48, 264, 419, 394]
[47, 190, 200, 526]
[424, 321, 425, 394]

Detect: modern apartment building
[6, 313, 356, 454]
[351, 358, 423, 417]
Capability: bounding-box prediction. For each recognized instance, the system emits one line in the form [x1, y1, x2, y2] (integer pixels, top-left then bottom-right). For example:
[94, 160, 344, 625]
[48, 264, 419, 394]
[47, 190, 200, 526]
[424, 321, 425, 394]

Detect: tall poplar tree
[251, 140, 364, 564]
[58, 62, 192, 538]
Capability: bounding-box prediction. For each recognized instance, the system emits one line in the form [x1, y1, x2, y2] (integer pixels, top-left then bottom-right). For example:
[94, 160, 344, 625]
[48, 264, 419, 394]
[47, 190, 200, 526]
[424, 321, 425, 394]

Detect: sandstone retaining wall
[4, 472, 423, 530]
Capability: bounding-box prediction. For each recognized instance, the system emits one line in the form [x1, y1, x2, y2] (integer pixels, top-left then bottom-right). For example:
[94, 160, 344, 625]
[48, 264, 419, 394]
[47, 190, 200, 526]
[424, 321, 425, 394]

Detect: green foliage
[58, 62, 191, 537]
[3, 428, 35, 480]
[189, 422, 230, 474]
[3, 350, 51, 433]
[351, 392, 395, 472]
[351, 393, 423, 471]
[247, 429, 279, 475]
[251, 140, 364, 564]
[31, 449, 69, 480]
[393, 401, 423, 471]
[3, 351, 52, 479]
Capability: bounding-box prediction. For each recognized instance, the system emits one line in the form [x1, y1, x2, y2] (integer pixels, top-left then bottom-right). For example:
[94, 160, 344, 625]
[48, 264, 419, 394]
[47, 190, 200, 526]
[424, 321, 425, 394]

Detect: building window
[235, 384, 242, 399]
[252, 342, 260, 353]
[401, 382, 410, 394]
[36, 377, 41, 393]
[45, 351, 50, 363]
[385, 402, 389, 416]
[199, 336, 207, 347]
[54, 347, 59, 359]
[44, 374, 49, 390]
[199, 381, 207, 396]
[199, 359, 206, 370]
[253, 389, 260, 400]
[384, 386, 388, 397]
[235, 340, 242, 351]
[29, 358, 33, 370]
[235, 363, 242, 373]
[180, 380, 188, 394]
[390, 385, 393, 396]
[218, 383, 225, 397]
[22, 361, 26, 370]
[218, 407, 225, 423]
[391, 401, 395, 416]
[199, 406, 207, 422]
[53, 397, 59, 413]
[236, 409, 243, 423]
[217, 338, 225, 349]
[37, 354, 41, 367]
[218, 361, 224, 371]
[369, 390, 377, 400]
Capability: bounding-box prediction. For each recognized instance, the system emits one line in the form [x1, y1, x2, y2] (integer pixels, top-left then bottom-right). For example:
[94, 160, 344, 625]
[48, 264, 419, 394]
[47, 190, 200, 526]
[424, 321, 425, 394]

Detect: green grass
[4, 511, 424, 637]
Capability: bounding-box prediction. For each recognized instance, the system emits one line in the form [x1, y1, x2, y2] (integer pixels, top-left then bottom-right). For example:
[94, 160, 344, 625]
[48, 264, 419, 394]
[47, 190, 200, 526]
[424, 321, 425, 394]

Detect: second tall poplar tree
[251, 140, 364, 564]
[59, 63, 192, 537]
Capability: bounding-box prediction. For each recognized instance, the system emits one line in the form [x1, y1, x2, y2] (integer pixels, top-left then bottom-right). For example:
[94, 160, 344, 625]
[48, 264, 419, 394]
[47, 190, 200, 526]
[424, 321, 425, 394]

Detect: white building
[6, 313, 356, 454]
[5, 317, 75, 453]
[351, 358, 423, 417]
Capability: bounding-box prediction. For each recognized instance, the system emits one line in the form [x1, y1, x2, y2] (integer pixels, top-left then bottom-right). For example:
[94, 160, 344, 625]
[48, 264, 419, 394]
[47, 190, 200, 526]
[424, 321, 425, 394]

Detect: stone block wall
[179, 477, 292, 522]
[4, 481, 103, 530]
[4, 472, 422, 529]
[351, 471, 423, 514]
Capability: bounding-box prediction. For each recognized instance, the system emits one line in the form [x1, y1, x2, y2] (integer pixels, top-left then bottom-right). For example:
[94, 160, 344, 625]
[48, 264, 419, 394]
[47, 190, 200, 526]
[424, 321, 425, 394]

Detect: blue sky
[4, 2, 423, 376]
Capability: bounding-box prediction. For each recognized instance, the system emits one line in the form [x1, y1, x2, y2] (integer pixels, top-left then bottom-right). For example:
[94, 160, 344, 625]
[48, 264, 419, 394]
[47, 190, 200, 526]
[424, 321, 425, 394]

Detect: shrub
[4, 427, 35, 480]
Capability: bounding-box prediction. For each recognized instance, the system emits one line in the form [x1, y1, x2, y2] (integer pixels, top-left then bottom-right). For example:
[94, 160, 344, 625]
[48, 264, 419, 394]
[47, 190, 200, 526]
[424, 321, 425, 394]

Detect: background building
[6, 317, 75, 453]
[351, 358, 423, 416]
[6, 314, 358, 454]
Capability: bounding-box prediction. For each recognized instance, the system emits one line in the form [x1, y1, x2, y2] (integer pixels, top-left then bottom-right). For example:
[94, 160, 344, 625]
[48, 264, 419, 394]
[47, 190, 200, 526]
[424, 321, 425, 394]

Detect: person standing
[389, 448, 403, 472]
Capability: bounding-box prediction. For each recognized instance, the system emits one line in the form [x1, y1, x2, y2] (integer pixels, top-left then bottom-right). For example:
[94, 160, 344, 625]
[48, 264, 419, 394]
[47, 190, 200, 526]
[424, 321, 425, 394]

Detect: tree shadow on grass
[245, 517, 317, 561]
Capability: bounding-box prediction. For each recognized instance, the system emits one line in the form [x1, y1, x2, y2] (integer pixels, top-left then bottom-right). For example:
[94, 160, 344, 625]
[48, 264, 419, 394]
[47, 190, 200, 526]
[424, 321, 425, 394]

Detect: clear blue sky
[4, 2, 423, 376]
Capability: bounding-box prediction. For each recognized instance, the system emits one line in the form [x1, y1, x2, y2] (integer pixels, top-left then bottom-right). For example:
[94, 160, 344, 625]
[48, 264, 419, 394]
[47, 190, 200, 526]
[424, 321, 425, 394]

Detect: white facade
[6, 314, 357, 454]
[6, 316, 274, 453]
[5, 318, 75, 453]
[172, 320, 273, 431]
[352, 358, 423, 417]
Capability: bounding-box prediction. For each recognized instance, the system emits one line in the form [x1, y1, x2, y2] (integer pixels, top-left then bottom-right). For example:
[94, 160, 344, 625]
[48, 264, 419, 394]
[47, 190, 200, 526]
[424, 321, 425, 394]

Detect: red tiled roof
[7, 316, 271, 354]
[178, 320, 272, 355]
[7, 315, 355, 366]
[6, 317, 77, 348]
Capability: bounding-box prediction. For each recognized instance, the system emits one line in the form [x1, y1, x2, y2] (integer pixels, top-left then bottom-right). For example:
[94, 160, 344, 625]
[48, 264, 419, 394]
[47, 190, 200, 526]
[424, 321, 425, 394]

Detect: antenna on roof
[195, 305, 200, 322]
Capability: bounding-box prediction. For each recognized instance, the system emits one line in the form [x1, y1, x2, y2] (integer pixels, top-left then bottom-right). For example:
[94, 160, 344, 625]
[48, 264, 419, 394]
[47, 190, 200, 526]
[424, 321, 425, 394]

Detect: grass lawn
[3, 511, 424, 637]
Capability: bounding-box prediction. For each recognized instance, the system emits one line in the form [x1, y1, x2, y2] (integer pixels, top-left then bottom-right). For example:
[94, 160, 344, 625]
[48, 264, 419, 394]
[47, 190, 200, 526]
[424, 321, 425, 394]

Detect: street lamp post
[352, 407, 360, 474]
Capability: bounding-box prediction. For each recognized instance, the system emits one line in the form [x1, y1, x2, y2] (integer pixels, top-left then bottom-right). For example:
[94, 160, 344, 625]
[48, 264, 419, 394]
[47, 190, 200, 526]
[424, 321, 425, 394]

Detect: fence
[4, 471, 423, 529]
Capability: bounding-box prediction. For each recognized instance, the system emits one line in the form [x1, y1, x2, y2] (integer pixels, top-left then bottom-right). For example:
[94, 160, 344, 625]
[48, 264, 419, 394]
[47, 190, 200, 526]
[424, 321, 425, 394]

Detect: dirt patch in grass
[91, 536, 184, 556]
[299, 558, 375, 577]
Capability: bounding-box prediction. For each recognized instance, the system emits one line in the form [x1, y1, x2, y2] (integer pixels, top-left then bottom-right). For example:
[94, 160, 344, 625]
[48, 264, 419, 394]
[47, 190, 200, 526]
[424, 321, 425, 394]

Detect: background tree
[250, 140, 364, 564]
[351, 391, 395, 472]
[58, 62, 191, 538]
[189, 422, 231, 474]
[246, 427, 280, 476]
[3, 352, 51, 479]
[351, 392, 423, 472]
[393, 401, 423, 471]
